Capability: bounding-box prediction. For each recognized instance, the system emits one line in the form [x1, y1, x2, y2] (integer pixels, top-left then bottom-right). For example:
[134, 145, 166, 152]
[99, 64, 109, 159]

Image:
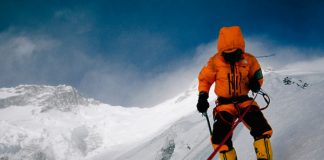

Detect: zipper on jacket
[230, 64, 237, 97]
[235, 65, 238, 92]
[227, 73, 231, 96]
[239, 72, 242, 94]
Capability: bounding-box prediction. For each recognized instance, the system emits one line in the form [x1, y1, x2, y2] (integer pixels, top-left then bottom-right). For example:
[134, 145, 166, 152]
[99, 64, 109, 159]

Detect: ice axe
[202, 112, 213, 136]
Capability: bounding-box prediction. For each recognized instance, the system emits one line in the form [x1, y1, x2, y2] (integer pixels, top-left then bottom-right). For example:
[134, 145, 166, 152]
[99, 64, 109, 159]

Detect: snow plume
[119, 41, 217, 107]
[0, 29, 84, 86]
[0, 30, 59, 59]
[282, 56, 324, 73]
[0, 30, 61, 85]
[245, 37, 324, 69]
[77, 30, 186, 108]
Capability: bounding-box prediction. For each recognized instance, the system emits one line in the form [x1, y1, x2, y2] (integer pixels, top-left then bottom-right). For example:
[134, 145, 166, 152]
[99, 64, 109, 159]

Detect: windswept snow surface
[1, 58, 324, 160]
[108, 58, 324, 160]
[0, 84, 200, 160]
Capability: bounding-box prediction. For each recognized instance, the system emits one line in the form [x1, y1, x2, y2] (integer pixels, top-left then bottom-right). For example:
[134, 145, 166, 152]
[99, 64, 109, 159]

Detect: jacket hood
[217, 26, 245, 54]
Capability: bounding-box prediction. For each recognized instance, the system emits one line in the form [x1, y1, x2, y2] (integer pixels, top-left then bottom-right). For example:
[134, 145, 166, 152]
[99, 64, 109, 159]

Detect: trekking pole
[202, 112, 213, 136]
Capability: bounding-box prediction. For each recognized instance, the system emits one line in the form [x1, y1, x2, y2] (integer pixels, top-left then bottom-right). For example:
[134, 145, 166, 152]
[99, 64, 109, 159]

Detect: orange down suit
[198, 26, 272, 151]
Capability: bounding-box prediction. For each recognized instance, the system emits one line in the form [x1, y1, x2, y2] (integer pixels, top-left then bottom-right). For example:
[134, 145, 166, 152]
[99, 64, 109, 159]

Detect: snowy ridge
[0, 84, 198, 160]
[0, 85, 104, 160]
[0, 85, 98, 112]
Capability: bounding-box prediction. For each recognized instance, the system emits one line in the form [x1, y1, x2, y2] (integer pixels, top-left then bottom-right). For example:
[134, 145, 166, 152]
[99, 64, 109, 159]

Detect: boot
[254, 136, 273, 160]
[219, 148, 237, 160]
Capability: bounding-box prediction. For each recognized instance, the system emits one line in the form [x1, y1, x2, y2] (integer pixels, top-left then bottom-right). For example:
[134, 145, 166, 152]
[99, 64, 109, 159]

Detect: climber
[196, 26, 273, 160]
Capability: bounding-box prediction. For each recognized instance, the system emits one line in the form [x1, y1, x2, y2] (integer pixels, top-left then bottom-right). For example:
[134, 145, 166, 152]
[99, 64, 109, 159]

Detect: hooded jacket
[198, 26, 263, 98]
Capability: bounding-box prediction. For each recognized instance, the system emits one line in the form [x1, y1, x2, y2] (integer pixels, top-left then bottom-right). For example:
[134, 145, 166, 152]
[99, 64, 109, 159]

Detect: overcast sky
[1, 0, 323, 107]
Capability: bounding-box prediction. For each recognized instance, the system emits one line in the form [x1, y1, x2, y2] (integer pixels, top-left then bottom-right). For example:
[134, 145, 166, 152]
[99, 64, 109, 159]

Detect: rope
[207, 93, 258, 160]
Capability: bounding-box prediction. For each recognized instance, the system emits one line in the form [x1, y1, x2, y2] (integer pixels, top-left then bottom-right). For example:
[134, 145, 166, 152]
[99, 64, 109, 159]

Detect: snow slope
[110, 58, 324, 160]
[234, 70, 324, 160]
[0, 84, 200, 160]
[1, 58, 324, 160]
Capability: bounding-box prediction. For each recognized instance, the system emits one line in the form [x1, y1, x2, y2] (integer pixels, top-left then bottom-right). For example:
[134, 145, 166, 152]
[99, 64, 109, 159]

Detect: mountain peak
[0, 84, 99, 112]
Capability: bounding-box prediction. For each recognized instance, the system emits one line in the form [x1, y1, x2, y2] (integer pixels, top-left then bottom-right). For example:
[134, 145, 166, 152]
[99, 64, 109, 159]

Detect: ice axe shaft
[203, 112, 212, 136]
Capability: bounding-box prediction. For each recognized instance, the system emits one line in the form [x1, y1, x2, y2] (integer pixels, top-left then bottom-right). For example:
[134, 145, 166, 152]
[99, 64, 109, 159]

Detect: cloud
[0, 30, 62, 84]
[0, 30, 59, 58]
[10, 37, 36, 56]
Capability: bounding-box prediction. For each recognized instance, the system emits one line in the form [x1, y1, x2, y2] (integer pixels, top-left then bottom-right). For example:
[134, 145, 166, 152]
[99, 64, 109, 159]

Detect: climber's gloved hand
[196, 92, 209, 113]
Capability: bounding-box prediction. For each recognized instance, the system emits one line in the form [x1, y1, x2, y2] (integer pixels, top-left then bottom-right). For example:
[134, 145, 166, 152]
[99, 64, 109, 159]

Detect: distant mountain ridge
[0, 85, 99, 112]
[0, 83, 197, 160]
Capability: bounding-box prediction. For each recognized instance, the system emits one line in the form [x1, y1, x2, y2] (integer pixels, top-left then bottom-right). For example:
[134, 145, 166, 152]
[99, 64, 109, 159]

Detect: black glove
[196, 92, 209, 113]
[249, 77, 261, 93]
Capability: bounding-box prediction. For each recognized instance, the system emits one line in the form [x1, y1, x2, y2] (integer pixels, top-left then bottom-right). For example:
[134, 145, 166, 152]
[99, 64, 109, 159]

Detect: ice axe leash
[259, 89, 270, 110]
